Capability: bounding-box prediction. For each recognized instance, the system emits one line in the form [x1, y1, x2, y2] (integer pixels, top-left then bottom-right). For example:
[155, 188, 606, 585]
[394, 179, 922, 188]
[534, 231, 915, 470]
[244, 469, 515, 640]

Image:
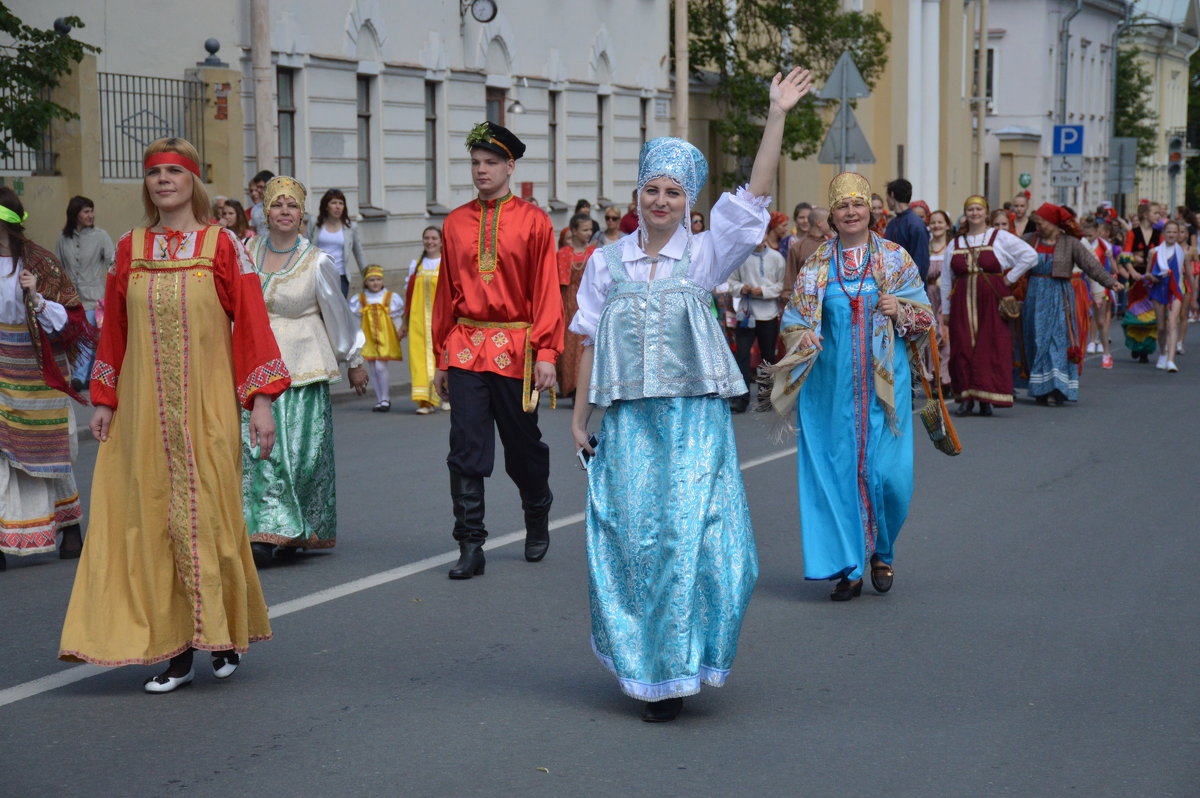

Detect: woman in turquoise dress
[570, 67, 813, 722]
[767, 173, 933, 601]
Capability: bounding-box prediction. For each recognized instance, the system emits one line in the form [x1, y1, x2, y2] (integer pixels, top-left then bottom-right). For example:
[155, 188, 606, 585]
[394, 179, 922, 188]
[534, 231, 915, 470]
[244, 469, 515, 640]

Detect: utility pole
[251, 0, 276, 171]
[973, 0, 989, 193]
[674, 0, 688, 139]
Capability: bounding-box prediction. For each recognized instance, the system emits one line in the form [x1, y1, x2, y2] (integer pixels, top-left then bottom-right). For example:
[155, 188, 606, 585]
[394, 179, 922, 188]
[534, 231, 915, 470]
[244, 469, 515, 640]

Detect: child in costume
[350, 265, 404, 411]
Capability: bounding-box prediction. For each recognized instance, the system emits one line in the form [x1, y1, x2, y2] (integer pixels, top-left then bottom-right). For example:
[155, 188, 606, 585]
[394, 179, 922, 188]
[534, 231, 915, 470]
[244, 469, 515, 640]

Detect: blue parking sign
[1053, 125, 1083, 155]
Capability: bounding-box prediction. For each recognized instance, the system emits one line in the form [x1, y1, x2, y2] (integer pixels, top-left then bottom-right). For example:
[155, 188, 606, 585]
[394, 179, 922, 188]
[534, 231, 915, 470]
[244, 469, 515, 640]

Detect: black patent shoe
[953, 400, 975, 417]
[0, 551, 6, 571]
[641, 697, 684, 722]
[448, 540, 485, 579]
[251, 542, 274, 568]
[978, 402, 993, 417]
[870, 556, 894, 593]
[830, 577, 863, 601]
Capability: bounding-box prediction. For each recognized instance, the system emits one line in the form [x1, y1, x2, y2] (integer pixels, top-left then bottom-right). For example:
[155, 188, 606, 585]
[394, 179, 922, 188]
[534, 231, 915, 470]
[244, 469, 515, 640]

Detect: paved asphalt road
[1, 344, 1196, 797]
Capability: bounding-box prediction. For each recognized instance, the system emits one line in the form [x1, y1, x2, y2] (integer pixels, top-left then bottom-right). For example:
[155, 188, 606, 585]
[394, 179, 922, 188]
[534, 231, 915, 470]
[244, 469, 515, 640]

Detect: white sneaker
[1156, 355, 1168, 370]
[1087, 341, 1097, 353]
[1177, 342, 1185, 355]
[1167, 361, 1179, 372]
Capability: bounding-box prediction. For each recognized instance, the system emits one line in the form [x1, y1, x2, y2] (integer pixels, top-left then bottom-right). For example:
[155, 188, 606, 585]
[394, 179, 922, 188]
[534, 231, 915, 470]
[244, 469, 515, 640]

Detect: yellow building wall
[2, 56, 245, 253]
[763, 1, 974, 218]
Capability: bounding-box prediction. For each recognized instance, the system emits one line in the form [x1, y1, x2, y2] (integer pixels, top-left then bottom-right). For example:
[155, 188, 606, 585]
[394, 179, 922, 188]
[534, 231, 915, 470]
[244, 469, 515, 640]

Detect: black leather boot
[448, 471, 486, 579]
[58, 523, 83, 559]
[521, 487, 552, 563]
[448, 538, 485, 579]
[251, 542, 274, 568]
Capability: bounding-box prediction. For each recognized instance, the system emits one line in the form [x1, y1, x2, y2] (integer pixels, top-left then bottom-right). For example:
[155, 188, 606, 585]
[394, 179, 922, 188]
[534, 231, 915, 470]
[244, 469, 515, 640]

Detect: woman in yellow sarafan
[401, 226, 445, 414]
[59, 138, 290, 693]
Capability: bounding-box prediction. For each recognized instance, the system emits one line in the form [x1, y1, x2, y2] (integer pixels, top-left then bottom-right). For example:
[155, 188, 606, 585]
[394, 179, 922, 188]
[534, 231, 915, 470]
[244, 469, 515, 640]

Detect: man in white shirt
[727, 238, 785, 412]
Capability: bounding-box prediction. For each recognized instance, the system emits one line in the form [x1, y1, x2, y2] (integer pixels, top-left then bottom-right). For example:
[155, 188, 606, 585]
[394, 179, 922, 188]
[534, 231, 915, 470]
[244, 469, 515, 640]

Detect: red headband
[144, 152, 201, 177]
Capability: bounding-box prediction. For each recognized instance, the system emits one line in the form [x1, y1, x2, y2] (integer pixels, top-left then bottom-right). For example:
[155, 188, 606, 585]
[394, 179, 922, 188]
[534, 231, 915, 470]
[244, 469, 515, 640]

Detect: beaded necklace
[833, 236, 873, 315]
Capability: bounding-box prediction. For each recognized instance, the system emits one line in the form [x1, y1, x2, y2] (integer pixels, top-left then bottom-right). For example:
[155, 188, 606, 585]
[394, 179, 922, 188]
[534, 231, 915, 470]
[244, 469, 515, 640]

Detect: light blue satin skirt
[586, 396, 758, 701]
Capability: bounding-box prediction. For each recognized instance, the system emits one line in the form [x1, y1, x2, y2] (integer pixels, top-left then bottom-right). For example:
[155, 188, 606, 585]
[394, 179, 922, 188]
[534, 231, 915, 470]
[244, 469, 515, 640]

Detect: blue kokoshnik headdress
[636, 137, 709, 249]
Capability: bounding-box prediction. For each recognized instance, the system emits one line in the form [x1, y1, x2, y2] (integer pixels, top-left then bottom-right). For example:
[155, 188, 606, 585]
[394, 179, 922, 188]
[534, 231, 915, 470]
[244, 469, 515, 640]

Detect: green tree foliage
[684, 0, 890, 184]
[1114, 47, 1158, 164]
[0, 8, 99, 159]
[1185, 47, 1200, 210]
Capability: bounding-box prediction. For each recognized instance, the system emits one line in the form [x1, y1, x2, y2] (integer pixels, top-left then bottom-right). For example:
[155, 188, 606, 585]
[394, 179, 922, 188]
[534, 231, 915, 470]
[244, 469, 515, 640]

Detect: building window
[425, 81, 438, 204]
[597, 95, 607, 197]
[486, 87, 505, 126]
[357, 76, 372, 206]
[548, 91, 559, 200]
[985, 48, 995, 111]
[640, 97, 649, 144]
[277, 68, 296, 176]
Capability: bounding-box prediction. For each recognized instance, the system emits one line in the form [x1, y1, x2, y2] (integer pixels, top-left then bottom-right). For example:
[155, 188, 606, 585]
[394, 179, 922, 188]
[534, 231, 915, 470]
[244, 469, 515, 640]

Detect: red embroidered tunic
[433, 194, 563, 376]
[91, 227, 290, 409]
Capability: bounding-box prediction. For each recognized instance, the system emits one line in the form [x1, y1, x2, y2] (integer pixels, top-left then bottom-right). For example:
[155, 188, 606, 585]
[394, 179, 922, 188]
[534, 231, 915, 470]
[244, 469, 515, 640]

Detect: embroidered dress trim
[59, 633, 273, 668]
[237, 358, 290, 406]
[91, 359, 117, 388]
[475, 193, 515, 283]
[590, 637, 731, 700]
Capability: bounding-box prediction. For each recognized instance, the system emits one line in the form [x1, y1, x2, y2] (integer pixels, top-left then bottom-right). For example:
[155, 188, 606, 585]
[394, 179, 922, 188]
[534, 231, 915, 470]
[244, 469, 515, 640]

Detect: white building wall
[11, 1, 670, 271]
[985, 0, 1125, 212]
[235, 0, 672, 273]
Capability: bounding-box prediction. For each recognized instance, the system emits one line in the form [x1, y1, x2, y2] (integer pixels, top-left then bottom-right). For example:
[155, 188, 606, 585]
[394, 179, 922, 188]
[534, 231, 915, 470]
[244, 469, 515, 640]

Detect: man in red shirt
[618, 189, 639, 234]
[432, 121, 564, 579]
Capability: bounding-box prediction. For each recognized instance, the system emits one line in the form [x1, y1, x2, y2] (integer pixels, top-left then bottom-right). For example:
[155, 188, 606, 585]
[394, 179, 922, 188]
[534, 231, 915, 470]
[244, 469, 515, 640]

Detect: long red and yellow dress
[59, 226, 290, 666]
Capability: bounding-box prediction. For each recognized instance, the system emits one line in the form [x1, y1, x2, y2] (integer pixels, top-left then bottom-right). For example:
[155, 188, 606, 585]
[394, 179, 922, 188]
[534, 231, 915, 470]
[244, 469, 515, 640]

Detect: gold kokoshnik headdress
[828, 172, 871, 209]
[264, 176, 307, 209]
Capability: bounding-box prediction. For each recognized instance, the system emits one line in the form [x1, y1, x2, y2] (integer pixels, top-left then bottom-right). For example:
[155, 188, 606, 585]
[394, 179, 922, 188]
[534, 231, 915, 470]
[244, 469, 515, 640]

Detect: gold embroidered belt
[456, 317, 555, 412]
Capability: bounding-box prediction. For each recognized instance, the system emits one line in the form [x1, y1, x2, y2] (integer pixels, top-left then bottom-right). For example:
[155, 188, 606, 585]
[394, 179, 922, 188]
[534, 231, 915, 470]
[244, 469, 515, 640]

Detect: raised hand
[770, 67, 814, 114]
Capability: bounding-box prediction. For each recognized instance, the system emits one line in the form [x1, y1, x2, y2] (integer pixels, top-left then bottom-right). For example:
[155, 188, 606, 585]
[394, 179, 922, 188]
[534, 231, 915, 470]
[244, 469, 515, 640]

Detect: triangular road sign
[817, 104, 875, 165]
[818, 51, 870, 100]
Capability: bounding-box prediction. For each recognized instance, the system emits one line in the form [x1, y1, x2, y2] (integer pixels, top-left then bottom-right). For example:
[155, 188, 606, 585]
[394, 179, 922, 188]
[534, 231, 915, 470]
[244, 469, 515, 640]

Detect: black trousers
[446, 368, 550, 496]
[733, 317, 780, 394]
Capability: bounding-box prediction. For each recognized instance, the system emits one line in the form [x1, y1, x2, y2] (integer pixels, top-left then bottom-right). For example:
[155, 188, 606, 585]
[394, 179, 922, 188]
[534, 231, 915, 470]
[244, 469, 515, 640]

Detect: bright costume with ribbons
[572, 137, 765, 700]
[767, 173, 933, 582]
[59, 226, 289, 666]
[0, 241, 94, 555]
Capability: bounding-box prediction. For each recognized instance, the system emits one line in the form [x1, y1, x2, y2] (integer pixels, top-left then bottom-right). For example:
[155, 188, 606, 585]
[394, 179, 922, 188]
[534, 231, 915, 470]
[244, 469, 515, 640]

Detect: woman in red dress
[941, 195, 1037, 416]
[556, 212, 596, 399]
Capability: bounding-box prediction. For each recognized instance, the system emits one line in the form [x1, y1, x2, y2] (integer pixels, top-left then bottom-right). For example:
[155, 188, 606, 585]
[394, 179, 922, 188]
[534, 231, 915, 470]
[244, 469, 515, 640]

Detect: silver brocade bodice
[588, 242, 745, 407]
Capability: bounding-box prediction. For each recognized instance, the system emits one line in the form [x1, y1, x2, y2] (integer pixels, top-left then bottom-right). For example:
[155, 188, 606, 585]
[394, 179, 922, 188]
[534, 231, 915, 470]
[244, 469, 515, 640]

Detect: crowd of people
[0, 71, 1190, 723]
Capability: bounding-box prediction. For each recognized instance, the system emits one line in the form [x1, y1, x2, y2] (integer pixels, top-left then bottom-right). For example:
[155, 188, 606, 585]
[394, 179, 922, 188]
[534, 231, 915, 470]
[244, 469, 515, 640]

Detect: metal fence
[98, 72, 206, 180]
[0, 89, 56, 174]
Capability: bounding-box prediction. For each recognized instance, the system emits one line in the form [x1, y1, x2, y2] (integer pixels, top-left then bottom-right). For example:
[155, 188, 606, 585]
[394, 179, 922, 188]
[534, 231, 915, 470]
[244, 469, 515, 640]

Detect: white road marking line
[0, 446, 797, 708]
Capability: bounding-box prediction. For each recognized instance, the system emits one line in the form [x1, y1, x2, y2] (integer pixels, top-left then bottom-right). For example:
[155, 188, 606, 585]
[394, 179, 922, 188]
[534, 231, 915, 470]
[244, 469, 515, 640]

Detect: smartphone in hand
[576, 434, 599, 470]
